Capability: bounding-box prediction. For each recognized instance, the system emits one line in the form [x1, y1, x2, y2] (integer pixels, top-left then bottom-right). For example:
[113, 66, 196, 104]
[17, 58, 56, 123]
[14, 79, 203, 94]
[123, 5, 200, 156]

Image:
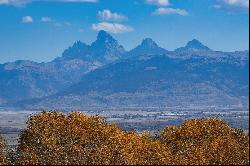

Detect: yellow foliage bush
[159, 118, 249, 165]
[15, 112, 249, 165]
[92, 131, 173, 165]
[17, 111, 122, 165]
[0, 135, 6, 165]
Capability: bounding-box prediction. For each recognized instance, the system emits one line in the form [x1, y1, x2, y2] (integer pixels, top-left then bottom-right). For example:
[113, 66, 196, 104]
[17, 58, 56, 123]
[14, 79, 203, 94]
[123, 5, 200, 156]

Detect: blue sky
[0, 0, 249, 63]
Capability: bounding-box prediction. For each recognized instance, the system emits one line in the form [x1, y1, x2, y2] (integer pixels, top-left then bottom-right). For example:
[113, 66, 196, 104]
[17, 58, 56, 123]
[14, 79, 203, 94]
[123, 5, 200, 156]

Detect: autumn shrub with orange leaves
[16, 111, 122, 165]
[159, 118, 249, 165]
[15, 111, 249, 165]
[0, 135, 6, 165]
[92, 131, 173, 165]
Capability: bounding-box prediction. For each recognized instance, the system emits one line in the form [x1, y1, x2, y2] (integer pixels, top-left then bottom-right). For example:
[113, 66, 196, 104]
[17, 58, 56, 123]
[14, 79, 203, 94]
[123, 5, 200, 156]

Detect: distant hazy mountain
[29, 52, 248, 109]
[175, 39, 211, 52]
[60, 41, 89, 60]
[0, 30, 125, 104]
[0, 31, 249, 110]
[88, 30, 126, 62]
[56, 30, 125, 63]
[128, 38, 168, 57]
[0, 59, 100, 104]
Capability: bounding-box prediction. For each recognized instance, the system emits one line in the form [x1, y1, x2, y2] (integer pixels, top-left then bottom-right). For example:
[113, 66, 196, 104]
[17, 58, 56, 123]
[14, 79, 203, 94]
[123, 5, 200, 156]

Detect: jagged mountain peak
[128, 38, 167, 57]
[96, 30, 114, 41]
[186, 39, 210, 50]
[92, 30, 121, 48]
[89, 31, 125, 62]
[73, 40, 87, 47]
[69, 40, 89, 51]
[140, 38, 159, 48]
[91, 30, 124, 50]
[54, 31, 125, 62]
[175, 39, 211, 52]
[60, 40, 89, 60]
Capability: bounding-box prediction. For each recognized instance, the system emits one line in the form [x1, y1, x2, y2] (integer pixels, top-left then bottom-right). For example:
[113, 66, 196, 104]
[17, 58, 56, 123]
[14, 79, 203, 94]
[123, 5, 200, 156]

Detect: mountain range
[0, 30, 249, 110]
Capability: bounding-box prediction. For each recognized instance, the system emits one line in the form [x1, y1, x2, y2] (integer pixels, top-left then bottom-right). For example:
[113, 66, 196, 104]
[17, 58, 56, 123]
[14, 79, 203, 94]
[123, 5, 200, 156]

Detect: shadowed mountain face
[0, 31, 249, 109]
